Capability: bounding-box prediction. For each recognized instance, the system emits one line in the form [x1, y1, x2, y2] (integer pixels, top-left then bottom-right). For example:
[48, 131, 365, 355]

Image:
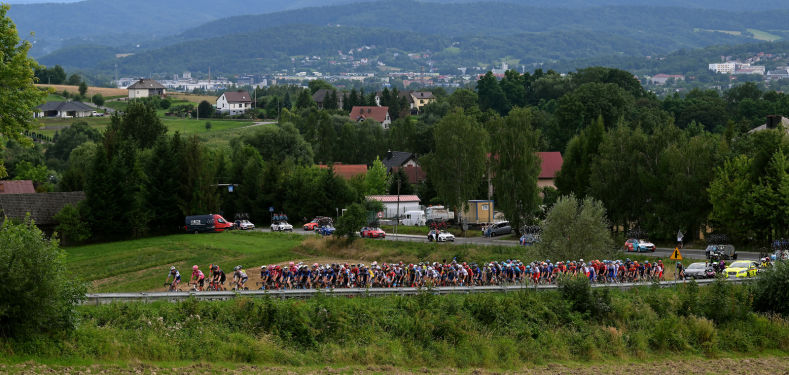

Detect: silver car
[685, 262, 713, 279]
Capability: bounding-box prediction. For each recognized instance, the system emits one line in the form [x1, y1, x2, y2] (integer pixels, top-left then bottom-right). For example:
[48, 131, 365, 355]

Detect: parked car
[360, 227, 386, 238]
[706, 244, 737, 260]
[303, 220, 320, 231]
[317, 226, 336, 236]
[685, 262, 715, 279]
[520, 233, 540, 246]
[624, 239, 656, 252]
[234, 220, 255, 230]
[484, 221, 512, 237]
[427, 229, 455, 242]
[271, 221, 293, 232]
[184, 214, 233, 234]
[723, 261, 759, 278]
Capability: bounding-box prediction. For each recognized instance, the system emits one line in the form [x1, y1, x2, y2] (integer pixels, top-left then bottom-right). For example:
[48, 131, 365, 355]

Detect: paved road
[264, 227, 761, 261]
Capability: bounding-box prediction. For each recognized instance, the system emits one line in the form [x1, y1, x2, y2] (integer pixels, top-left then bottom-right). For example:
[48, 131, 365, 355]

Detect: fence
[83, 278, 751, 305]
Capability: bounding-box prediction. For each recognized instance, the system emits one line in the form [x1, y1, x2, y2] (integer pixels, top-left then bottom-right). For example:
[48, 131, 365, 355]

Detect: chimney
[767, 115, 780, 129]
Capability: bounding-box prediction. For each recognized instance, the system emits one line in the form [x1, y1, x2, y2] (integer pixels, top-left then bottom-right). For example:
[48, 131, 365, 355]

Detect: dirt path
[4, 357, 789, 374]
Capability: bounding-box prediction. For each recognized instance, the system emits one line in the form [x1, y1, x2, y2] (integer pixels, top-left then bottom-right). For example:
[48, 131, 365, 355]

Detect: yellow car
[723, 261, 759, 278]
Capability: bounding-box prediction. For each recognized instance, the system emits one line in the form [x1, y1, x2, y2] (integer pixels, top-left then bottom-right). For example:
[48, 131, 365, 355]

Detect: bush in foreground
[0, 219, 85, 337]
[753, 261, 789, 315]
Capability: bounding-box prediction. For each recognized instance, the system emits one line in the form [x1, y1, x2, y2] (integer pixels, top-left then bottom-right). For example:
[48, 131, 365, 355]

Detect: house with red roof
[537, 152, 563, 189]
[317, 163, 368, 180]
[350, 106, 391, 128]
[0, 180, 36, 194]
[216, 91, 252, 115]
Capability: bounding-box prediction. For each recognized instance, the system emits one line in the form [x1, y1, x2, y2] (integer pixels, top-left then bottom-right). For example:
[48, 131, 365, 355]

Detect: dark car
[485, 221, 512, 237]
[185, 214, 233, 234]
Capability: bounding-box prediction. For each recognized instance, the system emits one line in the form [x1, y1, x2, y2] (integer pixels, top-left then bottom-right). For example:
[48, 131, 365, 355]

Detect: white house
[366, 195, 421, 218]
[216, 91, 252, 115]
[127, 79, 166, 99]
[35, 101, 94, 118]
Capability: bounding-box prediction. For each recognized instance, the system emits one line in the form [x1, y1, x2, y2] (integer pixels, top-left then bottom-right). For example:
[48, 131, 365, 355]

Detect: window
[481, 204, 489, 210]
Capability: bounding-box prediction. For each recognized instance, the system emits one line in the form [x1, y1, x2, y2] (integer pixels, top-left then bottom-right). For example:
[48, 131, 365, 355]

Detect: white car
[234, 220, 255, 230]
[428, 230, 455, 242]
[270, 221, 293, 232]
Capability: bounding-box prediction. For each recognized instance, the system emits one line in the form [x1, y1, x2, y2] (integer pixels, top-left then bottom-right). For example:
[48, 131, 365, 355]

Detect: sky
[6, 0, 83, 3]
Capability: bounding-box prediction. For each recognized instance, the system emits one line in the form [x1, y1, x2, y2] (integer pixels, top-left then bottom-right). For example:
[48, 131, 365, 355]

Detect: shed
[366, 195, 421, 218]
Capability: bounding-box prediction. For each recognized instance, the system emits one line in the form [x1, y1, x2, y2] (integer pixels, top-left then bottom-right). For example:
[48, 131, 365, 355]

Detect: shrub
[54, 203, 91, 245]
[753, 261, 789, 315]
[0, 218, 85, 337]
[91, 93, 104, 107]
[557, 274, 611, 319]
[334, 202, 367, 239]
[205, 121, 212, 130]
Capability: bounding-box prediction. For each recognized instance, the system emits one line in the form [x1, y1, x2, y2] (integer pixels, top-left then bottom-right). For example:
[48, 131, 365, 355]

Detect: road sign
[269, 206, 275, 213]
[670, 247, 683, 260]
[377, 211, 384, 219]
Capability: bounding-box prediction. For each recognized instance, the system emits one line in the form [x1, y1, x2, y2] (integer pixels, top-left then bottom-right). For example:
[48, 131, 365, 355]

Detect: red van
[184, 214, 234, 233]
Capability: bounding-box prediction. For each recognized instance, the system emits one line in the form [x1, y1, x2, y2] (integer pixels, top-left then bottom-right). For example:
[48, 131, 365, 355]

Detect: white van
[400, 210, 426, 226]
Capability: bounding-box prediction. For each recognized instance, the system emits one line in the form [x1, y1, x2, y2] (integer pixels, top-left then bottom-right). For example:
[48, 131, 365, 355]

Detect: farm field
[35, 117, 254, 138]
[36, 84, 127, 98]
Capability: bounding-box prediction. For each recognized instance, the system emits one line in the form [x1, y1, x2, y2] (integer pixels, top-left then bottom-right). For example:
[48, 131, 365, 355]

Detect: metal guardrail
[82, 278, 752, 305]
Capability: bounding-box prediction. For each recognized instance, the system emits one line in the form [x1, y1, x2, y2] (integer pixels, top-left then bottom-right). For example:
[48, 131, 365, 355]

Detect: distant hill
[6, 0, 361, 56]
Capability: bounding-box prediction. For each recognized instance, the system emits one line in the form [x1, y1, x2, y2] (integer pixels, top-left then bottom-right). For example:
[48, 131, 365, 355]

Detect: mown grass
[1, 280, 786, 369]
[66, 232, 303, 292]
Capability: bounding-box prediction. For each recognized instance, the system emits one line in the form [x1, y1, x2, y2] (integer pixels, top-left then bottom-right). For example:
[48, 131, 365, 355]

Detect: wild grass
[1, 281, 786, 368]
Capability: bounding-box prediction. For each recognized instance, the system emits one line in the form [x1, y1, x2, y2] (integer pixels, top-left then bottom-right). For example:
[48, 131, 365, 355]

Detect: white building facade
[216, 91, 252, 115]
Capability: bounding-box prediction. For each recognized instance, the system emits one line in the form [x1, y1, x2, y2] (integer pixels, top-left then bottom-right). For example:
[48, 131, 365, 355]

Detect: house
[382, 151, 419, 171]
[317, 163, 368, 180]
[537, 152, 564, 189]
[649, 74, 685, 85]
[461, 200, 495, 225]
[382, 151, 425, 184]
[127, 79, 166, 99]
[35, 101, 94, 118]
[350, 106, 391, 128]
[216, 91, 252, 115]
[409, 91, 435, 111]
[0, 191, 86, 232]
[366, 195, 421, 218]
[748, 115, 789, 135]
[0, 180, 36, 194]
[312, 89, 342, 110]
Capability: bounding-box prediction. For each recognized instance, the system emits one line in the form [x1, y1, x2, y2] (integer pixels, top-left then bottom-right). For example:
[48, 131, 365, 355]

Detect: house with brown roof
[350, 106, 391, 128]
[748, 115, 789, 135]
[0, 180, 36, 194]
[317, 163, 368, 180]
[409, 91, 435, 111]
[312, 89, 342, 110]
[537, 152, 563, 189]
[0, 191, 86, 232]
[216, 91, 252, 115]
[382, 151, 425, 184]
[127, 79, 166, 99]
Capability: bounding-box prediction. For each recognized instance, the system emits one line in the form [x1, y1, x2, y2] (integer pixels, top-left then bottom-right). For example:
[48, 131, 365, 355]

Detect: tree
[308, 79, 333, 94]
[0, 4, 48, 178]
[448, 88, 478, 110]
[66, 73, 81, 86]
[388, 167, 414, 195]
[295, 89, 315, 109]
[708, 155, 756, 241]
[335, 202, 367, 238]
[239, 122, 314, 165]
[197, 100, 214, 119]
[539, 195, 614, 261]
[145, 134, 184, 233]
[283, 92, 292, 109]
[0, 218, 85, 338]
[489, 107, 542, 235]
[325, 90, 339, 110]
[106, 101, 167, 149]
[91, 93, 104, 107]
[78, 81, 88, 97]
[421, 109, 489, 221]
[45, 121, 102, 161]
[477, 72, 510, 115]
[54, 204, 91, 244]
[364, 157, 387, 195]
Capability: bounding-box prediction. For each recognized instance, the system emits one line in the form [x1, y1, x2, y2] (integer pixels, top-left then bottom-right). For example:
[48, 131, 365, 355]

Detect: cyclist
[233, 265, 248, 290]
[211, 264, 226, 290]
[189, 265, 205, 291]
[259, 265, 270, 290]
[165, 266, 181, 291]
[675, 261, 685, 280]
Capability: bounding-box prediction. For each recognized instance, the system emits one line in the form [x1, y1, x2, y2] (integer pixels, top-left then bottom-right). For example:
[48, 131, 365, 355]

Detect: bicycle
[163, 282, 181, 292]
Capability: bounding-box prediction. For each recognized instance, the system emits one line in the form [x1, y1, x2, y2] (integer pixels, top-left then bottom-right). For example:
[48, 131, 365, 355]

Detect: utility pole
[394, 179, 400, 237]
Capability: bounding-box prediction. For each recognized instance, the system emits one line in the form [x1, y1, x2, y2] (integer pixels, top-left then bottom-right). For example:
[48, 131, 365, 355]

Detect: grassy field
[66, 231, 695, 293]
[36, 84, 127, 97]
[168, 92, 220, 104]
[747, 28, 782, 41]
[34, 117, 253, 138]
[66, 232, 303, 292]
